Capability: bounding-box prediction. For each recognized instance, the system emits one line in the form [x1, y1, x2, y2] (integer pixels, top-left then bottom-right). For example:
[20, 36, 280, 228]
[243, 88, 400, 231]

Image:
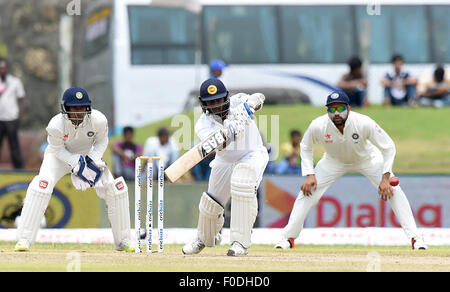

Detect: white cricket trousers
[282, 153, 420, 240]
[207, 149, 269, 207]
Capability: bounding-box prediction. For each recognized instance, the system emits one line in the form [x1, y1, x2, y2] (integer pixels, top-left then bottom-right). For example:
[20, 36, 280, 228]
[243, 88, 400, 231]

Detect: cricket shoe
[411, 237, 427, 250]
[227, 241, 248, 257]
[182, 238, 205, 255]
[14, 239, 30, 252]
[275, 238, 295, 249]
[117, 240, 135, 252]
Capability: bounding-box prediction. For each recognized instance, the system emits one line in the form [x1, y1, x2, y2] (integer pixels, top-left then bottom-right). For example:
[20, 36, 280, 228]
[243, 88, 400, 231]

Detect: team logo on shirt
[207, 85, 217, 95]
[63, 134, 69, 139]
[352, 133, 359, 140]
[325, 133, 333, 143]
[87, 131, 95, 137]
[76, 92, 83, 99]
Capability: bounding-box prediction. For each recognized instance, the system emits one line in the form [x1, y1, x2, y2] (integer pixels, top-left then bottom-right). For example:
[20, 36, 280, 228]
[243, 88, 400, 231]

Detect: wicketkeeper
[15, 87, 134, 252]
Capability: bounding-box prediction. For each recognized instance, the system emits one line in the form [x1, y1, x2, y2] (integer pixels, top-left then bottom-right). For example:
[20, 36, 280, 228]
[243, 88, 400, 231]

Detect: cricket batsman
[14, 87, 134, 252]
[182, 78, 268, 256]
[275, 91, 427, 250]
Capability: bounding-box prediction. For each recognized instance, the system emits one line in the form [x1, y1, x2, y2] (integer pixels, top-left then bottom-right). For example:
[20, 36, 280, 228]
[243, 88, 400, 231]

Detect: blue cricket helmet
[198, 78, 230, 119]
[62, 87, 91, 107]
[61, 87, 92, 124]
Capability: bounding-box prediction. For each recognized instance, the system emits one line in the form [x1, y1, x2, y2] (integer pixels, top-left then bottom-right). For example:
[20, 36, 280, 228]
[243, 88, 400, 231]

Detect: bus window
[203, 6, 278, 64]
[128, 6, 197, 65]
[279, 6, 355, 64]
[83, 7, 111, 58]
[356, 6, 429, 63]
[430, 5, 450, 63]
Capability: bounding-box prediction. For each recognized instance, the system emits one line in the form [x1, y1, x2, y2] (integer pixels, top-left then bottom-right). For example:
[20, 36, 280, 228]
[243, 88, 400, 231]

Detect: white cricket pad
[230, 163, 258, 248]
[16, 176, 54, 244]
[197, 192, 225, 247]
[97, 176, 132, 248]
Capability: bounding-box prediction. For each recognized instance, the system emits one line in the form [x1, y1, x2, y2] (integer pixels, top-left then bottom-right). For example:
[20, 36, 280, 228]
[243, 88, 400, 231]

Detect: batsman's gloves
[245, 93, 265, 112]
[224, 117, 246, 141]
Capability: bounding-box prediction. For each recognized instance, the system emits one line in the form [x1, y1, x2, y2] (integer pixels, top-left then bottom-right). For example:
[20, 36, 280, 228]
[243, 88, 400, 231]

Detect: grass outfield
[107, 105, 450, 174]
[1, 242, 449, 272]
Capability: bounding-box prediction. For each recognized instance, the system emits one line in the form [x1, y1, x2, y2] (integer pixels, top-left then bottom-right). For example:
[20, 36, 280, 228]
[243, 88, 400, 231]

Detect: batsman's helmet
[198, 78, 230, 119]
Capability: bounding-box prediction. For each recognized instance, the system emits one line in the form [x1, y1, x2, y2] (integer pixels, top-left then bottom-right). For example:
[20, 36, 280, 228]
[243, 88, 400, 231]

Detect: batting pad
[230, 163, 258, 249]
[16, 176, 54, 244]
[99, 177, 132, 248]
[197, 192, 225, 247]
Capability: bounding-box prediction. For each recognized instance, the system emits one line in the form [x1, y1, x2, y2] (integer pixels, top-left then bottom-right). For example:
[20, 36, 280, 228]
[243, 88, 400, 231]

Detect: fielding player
[14, 87, 134, 252]
[182, 78, 268, 256]
[275, 91, 427, 250]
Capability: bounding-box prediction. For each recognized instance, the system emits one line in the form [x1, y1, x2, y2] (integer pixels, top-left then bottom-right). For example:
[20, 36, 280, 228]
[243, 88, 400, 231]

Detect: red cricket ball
[389, 176, 399, 186]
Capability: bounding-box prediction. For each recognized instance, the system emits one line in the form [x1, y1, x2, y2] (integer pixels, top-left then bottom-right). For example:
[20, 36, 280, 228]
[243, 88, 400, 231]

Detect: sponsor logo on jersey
[39, 180, 49, 189]
[116, 181, 124, 191]
[325, 133, 333, 143]
[207, 85, 217, 95]
[352, 133, 359, 140]
[64, 134, 69, 139]
[87, 131, 95, 137]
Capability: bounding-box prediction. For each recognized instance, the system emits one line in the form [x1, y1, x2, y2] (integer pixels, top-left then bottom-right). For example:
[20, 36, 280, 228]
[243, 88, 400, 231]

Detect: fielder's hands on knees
[378, 173, 393, 201]
[301, 174, 317, 196]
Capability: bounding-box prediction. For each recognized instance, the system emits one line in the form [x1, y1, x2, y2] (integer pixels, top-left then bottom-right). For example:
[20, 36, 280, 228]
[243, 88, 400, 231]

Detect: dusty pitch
[0, 242, 448, 272]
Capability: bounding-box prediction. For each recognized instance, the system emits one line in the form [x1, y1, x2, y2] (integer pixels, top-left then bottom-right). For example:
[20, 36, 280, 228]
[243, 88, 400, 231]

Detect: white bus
[77, 0, 450, 133]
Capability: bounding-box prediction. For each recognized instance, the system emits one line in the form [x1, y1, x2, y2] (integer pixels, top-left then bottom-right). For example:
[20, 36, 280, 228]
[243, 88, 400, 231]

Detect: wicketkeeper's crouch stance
[275, 91, 427, 250]
[182, 78, 268, 256]
[15, 87, 134, 252]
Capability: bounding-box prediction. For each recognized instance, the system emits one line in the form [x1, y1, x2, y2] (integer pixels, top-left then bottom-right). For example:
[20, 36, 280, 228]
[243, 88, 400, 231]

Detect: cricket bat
[165, 128, 229, 183]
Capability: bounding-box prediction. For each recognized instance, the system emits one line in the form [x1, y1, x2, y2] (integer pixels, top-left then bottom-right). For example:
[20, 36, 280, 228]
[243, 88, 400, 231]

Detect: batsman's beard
[328, 109, 348, 126]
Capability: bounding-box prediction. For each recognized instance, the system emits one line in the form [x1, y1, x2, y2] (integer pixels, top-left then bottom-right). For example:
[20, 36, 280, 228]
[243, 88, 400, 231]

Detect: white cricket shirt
[300, 111, 396, 176]
[195, 93, 266, 163]
[45, 109, 109, 169]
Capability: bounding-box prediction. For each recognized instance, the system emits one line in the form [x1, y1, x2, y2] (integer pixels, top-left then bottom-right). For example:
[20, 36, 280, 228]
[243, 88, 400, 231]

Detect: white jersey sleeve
[364, 117, 396, 174]
[86, 111, 109, 162]
[46, 115, 80, 169]
[195, 113, 222, 142]
[300, 117, 321, 176]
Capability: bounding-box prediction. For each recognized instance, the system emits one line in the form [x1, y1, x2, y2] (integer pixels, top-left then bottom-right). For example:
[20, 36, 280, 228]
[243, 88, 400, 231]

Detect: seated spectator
[381, 54, 417, 107]
[417, 65, 450, 108]
[273, 130, 302, 175]
[111, 126, 142, 181]
[143, 127, 179, 177]
[338, 56, 369, 107]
